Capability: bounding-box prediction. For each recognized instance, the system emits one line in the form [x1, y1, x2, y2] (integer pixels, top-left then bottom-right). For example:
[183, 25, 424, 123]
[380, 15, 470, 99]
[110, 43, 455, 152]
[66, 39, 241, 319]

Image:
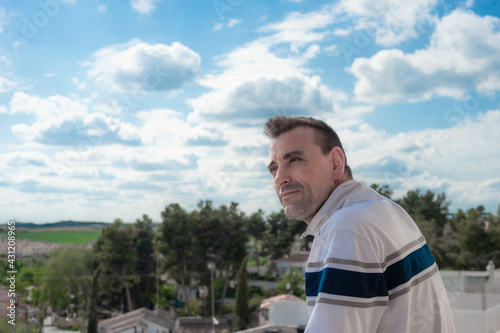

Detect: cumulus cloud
[184, 126, 229, 146]
[130, 0, 160, 15]
[336, 0, 438, 46]
[6, 151, 49, 167]
[346, 110, 500, 211]
[85, 40, 201, 93]
[258, 8, 335, 50]
[349, 9, 500, 104]
[188, 74, 347, 124]
[118, 181, 164, 192]
[12, 112, 141, 146]
[118, 149, 198, 171]
[10, 92, 87, 119]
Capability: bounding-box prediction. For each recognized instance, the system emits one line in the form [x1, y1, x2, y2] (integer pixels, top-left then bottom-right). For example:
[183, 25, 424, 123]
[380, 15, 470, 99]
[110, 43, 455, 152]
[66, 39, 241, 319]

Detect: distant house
[273, 253, 309, 277]
[258, 294, 308, 328]
[98, 307, 175, 333]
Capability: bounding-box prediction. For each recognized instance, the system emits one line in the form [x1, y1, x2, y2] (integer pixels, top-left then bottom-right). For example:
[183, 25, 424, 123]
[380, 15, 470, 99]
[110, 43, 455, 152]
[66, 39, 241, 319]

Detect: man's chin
[284, 205, 304, 221]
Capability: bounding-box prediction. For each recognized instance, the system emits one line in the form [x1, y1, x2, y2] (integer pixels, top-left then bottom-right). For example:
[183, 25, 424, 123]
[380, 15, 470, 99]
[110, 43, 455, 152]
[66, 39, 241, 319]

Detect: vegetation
[3, 187, 499, 332]
[234, 255, 249, 331]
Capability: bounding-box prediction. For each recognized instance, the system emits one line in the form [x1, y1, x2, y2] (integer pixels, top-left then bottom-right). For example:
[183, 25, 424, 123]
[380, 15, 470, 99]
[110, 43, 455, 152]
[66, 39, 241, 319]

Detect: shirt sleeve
[304, 229, 387, 333]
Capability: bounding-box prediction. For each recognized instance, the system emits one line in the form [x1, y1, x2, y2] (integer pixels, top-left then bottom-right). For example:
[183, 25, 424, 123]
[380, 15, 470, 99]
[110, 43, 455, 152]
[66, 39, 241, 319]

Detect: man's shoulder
[320, 193, 422, 256]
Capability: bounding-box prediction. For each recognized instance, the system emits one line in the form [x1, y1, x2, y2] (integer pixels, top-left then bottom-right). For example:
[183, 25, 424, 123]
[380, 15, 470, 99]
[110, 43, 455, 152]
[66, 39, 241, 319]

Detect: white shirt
[303, 180, 456, 333]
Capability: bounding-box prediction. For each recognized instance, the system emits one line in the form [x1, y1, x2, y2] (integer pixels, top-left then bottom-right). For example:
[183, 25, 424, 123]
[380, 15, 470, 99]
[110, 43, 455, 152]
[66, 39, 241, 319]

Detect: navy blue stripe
[305, 243, 436, 299]
[305, 268, 387, 298]
[384, 243, 435, 291]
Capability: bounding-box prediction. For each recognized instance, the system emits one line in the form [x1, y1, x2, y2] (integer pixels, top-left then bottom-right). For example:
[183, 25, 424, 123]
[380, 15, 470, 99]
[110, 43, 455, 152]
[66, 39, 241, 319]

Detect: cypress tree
[234, 255, 249, 331]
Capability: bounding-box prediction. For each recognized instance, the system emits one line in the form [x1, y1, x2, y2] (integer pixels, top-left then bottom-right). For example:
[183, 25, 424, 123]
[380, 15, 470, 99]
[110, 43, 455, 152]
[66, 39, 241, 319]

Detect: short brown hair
[263, 115, 352, 179]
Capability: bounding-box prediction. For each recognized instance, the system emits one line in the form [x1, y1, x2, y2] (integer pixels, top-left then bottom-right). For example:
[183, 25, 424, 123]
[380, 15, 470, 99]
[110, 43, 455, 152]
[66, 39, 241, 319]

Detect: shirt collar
[300, 179, 361, 238]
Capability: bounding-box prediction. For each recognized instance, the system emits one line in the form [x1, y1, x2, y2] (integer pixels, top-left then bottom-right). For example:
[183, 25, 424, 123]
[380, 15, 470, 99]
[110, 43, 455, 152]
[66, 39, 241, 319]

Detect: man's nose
[273, 167, 290, 187]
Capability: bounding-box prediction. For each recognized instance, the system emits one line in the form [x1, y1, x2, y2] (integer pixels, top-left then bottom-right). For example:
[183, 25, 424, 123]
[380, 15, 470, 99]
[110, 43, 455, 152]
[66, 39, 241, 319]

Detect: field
[0, 230, 102, 245]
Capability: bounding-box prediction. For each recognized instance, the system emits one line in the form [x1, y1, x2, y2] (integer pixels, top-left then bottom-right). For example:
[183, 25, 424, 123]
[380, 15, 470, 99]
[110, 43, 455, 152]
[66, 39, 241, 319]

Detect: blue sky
[1, 0, 499, 223]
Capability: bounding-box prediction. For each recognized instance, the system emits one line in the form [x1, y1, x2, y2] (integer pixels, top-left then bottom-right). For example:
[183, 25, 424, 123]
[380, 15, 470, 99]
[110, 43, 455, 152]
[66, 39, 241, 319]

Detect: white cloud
[72, 77, 86, 90]
[258, 8, 335, 51]
[188, 74, 347, 124]
[0, 105, 7, 113]
[332, 28, 351, 36]
[324, 44, 339, 56]
[10, 91, 87, 119]
[9, 92, 140, 146]
[0, 76, 15, 92]
[10, 92, 88, 119]
[346, 110, 500, 211]
[349, 9, 500, 104]
[189, 6, 354, 126]
[228, 18, 242, 28]
[2, 151, 50, 168]
[12, 112, 141, 146]
[85, 40, 201, 93]
[213, 23, 223, 31]
[130, 0, 160, 15]
[184, 126, 229, 146]
[336, 0, 438, 46]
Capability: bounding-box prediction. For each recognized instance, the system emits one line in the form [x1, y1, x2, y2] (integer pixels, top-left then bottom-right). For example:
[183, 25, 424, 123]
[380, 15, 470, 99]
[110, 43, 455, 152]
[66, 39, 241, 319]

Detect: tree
[398, 190, 449, 231]
[130, 214, 156, 309]
[42, 246, 93, 312]
[158, 204, 200, 316]
[234, 255, 249, 331]
[87, 267, 101, 333]
[192, 201, 248, 313]
[262, 210, 297, 261]
[247, 209, 267, 275]
[278, 268, 305, 298]
[95, 219, 138, 312]
[452, 206, 500, 270]
[370, 183, 393, 199]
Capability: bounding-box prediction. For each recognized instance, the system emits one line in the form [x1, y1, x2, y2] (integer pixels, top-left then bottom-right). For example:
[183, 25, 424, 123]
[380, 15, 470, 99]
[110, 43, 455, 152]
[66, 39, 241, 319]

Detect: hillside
[0, 220, 109, 230]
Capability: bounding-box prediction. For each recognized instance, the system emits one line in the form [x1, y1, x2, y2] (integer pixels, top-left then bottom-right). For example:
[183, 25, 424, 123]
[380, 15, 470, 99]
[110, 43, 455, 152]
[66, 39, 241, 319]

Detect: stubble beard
[281, 184, 318, 222]
[281, 182, 333, 223]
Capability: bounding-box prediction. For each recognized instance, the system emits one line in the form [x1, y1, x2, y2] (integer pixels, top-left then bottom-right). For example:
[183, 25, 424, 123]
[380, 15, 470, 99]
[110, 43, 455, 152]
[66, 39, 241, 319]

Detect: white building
[98, 307, 174, 333]
[441, 261, 500, 333]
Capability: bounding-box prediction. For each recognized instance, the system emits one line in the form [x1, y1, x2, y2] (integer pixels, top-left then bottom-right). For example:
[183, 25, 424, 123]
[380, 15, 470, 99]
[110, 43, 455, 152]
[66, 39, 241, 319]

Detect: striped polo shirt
[302, 180, 456, 333]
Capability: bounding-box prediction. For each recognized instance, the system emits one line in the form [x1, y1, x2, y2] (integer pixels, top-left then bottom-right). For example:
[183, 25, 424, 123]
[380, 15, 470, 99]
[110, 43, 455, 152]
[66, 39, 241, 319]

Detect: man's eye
[269, 167, 277, 174]
[290, 157, 300, 163]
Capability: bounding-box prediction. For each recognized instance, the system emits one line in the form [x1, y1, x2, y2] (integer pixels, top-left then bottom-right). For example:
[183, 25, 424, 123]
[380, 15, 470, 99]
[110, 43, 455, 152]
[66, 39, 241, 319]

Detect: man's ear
[330, 147, 345, 178]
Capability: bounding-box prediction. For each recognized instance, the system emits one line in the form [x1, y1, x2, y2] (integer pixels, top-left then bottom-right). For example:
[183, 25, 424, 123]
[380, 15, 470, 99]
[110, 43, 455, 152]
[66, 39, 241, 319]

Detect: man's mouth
[281, 190, 299, 200]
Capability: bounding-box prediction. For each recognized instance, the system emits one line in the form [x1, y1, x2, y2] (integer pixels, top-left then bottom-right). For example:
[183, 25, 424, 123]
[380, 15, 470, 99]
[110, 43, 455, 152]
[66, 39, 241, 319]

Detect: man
[264, 115, 455, 332]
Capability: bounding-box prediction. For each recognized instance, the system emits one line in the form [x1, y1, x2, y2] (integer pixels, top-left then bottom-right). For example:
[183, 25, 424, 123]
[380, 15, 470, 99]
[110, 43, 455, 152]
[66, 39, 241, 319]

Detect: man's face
[268, 126, 336, 223]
